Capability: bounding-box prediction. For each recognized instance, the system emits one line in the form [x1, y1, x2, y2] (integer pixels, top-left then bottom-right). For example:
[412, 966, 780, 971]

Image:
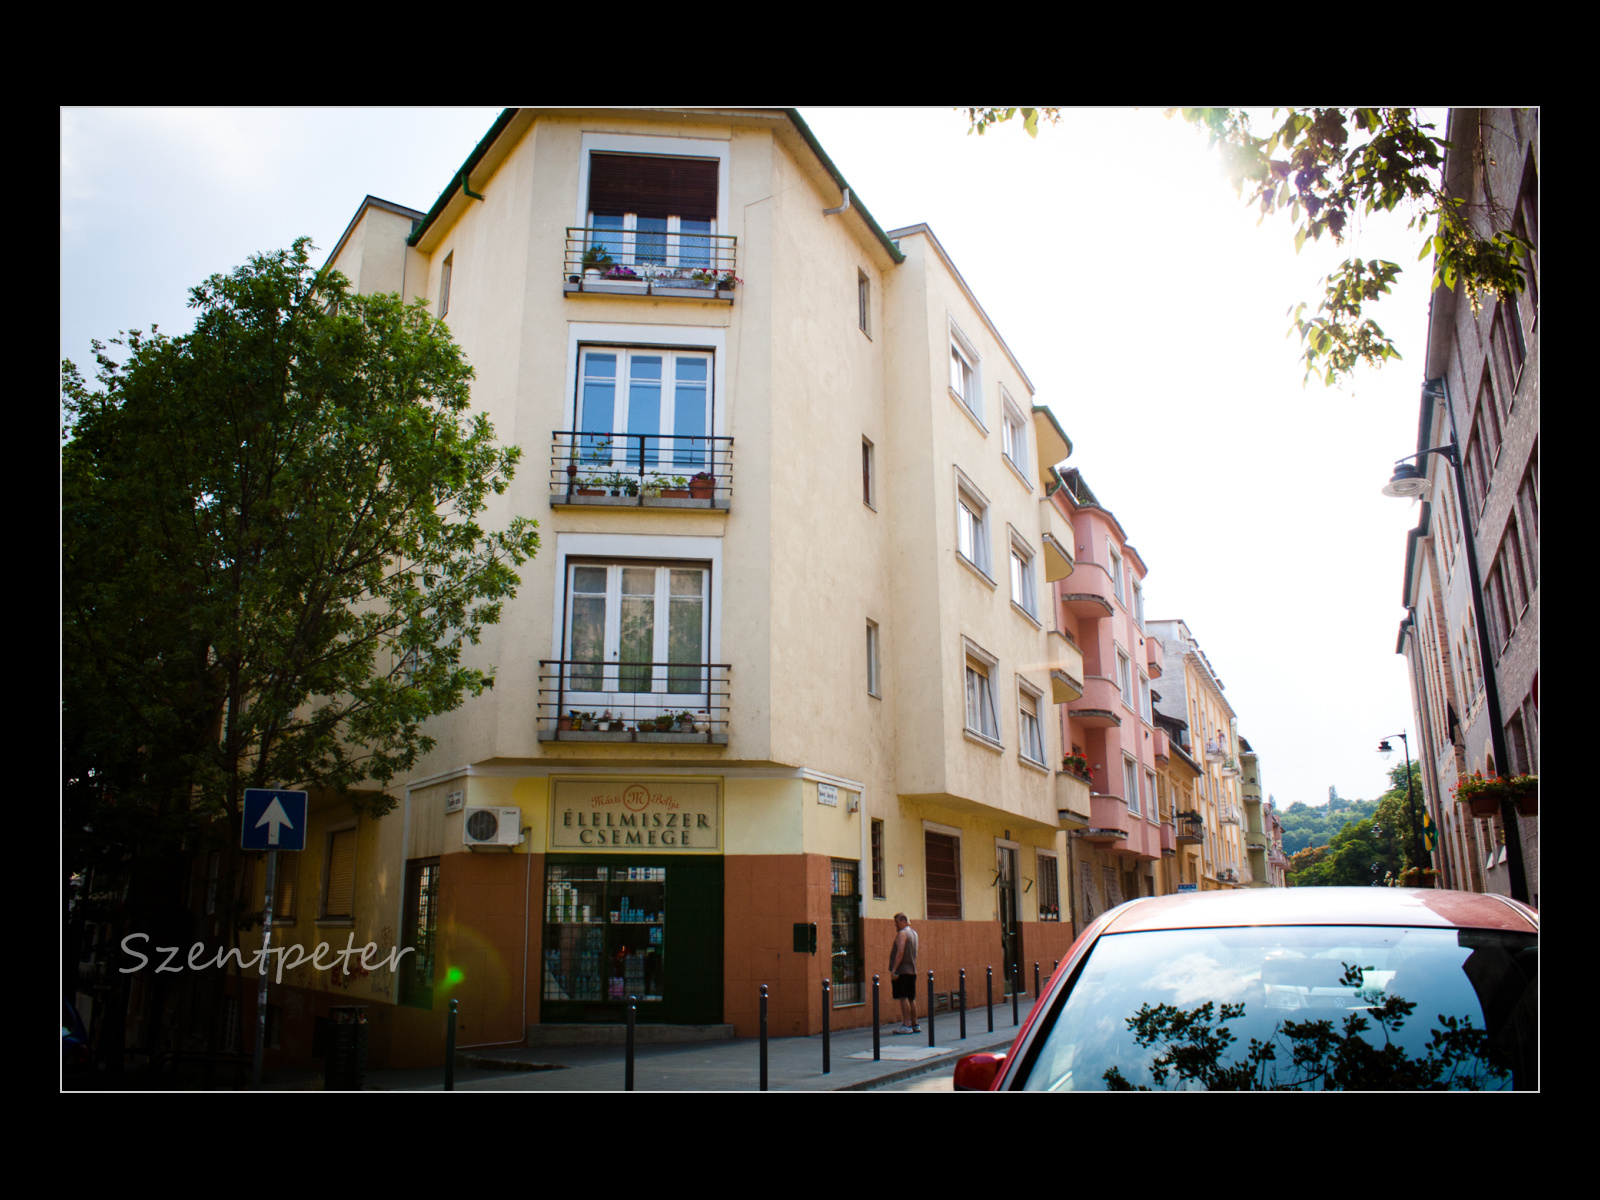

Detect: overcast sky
[61, 106, 1440, 807]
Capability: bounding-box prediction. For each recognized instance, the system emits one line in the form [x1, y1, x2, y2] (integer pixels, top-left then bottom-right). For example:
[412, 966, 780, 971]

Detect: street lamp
[1377, 732, 1427, 881]
[1383, 378, 1528, 903]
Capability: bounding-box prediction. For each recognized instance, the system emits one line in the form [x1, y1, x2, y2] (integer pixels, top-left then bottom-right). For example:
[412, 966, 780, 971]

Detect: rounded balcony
[1081, 792, 1129, 846]
[1144, 634, 1164, 679]
[1068, 675, 1125, 729]
[1060, 568, 1116, 620]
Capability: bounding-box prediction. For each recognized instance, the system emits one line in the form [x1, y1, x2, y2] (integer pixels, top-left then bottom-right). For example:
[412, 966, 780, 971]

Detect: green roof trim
[1032, 404, 1073, 460]
[784, 109, 905, 265]
[407, 108, 518, 248]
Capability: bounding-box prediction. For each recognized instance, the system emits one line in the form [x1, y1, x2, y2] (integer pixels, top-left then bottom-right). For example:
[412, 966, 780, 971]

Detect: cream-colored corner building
[239, 108, 1093, 1067]
[1148, 620, 1248, 890]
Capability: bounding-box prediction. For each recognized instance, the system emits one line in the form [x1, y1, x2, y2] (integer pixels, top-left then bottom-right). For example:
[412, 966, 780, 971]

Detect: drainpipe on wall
[823, 186, 851, 216]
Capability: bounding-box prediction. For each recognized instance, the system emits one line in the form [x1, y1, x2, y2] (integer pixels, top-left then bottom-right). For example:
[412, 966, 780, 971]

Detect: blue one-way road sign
[242, 788, 308, 851]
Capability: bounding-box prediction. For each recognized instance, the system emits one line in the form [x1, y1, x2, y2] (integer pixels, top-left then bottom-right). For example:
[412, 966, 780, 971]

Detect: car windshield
[1018, 925, 1536, 1091]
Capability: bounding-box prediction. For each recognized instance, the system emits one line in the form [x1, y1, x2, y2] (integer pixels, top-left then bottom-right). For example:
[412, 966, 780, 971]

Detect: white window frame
[1124, 756, 1141, 816]
[1001, 391, 1030, 483]
[858, 270, 871, 338]
[438, 252, 453, 318]
[1146, 769, 1160, 824]
[559, 559, 712, 707]
[1139, 671, 1153, 724]
[573, 345, 715, 480]
[948, 319, 985, 430]
[955, 470, 993, 580]
[1108, 540, 1125, 604]
[1132, 576, 1144, 630]
[1117, 648, 1133, 709]
[1036, 850, 1060, 921]
[574, 132, 732, 265]
[1009, 529, 1039, 621]
[963, 639, 1002, 746]
[862, 436, 875, 510]
[866, 619, 881, 698]
[1017, 679, 1047, 767]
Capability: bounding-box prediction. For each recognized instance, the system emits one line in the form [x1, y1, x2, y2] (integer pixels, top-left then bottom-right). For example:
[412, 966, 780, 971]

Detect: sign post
[243, 788, 308, 1088]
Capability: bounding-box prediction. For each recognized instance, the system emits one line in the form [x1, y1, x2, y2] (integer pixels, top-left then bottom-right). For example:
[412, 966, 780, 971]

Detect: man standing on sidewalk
[889, 913, 919, 1034]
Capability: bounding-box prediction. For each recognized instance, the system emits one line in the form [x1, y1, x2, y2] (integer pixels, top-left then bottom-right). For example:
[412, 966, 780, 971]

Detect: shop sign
[552, 780, 721, 852]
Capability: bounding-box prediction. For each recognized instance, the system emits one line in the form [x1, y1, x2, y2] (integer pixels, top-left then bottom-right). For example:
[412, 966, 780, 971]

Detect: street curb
[813, 1030, 1022, 1092]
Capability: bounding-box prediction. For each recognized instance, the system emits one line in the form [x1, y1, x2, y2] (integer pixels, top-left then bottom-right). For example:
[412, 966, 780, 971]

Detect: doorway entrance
[997, 844, 1023, 995]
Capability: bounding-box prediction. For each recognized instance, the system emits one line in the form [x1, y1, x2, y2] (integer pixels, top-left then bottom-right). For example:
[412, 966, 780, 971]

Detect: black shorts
[892, 973, 917, 1000]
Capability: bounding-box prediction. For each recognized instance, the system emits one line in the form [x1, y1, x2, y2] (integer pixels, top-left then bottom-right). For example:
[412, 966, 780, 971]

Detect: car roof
[1098, 888, 1537, 935]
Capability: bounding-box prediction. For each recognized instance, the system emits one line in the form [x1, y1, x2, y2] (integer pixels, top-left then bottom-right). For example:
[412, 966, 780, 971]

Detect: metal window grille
[870, 820, 886, 899]
[400, 859, 440, 1009]
[830, 860, 864, 1005]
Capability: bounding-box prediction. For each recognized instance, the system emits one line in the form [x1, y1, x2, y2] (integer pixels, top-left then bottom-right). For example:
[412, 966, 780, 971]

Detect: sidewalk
[297, 996, 1042, 1092]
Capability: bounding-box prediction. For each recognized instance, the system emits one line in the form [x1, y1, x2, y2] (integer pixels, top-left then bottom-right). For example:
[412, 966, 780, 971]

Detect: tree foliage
[1286, 763, 1424, 887]
[961, 106, 1535, 387]
[62, 241, 539, 994]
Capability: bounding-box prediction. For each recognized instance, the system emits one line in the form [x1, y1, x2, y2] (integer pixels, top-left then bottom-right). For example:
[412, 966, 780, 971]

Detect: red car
[955, 887, 1537, 1091]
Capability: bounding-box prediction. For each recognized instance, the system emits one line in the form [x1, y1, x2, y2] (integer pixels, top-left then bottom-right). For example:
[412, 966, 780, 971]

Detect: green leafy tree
[961, 107, 1534, 387]
[62, 240, 539, 1065]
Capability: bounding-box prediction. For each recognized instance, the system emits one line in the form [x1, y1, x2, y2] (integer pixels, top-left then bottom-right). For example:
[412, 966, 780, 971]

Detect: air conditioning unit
[463, 807, 524, 847]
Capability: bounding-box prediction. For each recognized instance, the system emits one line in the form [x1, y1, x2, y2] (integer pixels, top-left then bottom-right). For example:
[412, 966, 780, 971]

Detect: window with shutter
[323, 828, 356, 919]
[924, 831, 963, 920]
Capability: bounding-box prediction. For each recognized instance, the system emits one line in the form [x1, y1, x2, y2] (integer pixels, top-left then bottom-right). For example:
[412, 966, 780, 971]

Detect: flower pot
[576, 487, 604, 496]
[1515, 791, 1537, 817]
[689, 476, 715, 500]
[660, 488, 690, 499]
[1463, 792, 1501, 819]
[557, 716, 574, 732]
[692, 711, 711, 733]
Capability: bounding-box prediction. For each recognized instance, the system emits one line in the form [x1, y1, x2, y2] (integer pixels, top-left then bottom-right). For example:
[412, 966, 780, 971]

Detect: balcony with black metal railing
[550, 431, 733, 511]
[537, 660, 730, 745]
[1176, 811, 1205, 845]
[564, 227, 738, 301]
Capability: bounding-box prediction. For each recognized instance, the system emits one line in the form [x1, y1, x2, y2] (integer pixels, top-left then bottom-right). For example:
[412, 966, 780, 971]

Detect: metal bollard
[987, 965, 994, 1033]
[759, 983, 769, 1091]
[625, 995, 636, 1091]
[822, 978, 831, 1075]
[445, 998, 457, 1091]
[873, 975, 881, 1061]
[959, 968, 967, 1040]
[927, 970, 935, 1047]
[1035, 961, 1041, 1001]
[1012, 963, 1020, 1026]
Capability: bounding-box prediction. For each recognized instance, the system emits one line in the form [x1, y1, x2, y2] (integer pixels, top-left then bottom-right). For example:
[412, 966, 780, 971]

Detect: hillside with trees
[1286, 764, 1424, 887]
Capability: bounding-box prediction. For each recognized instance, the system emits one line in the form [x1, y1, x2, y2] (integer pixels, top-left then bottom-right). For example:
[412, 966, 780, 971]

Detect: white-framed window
[1124, 756, 1141, 815]
[562, 559, 711, 704]
[1132, 576, 1144, 629]
[575, 345, 713, 479]
[1139, 672, 1153, 723]
[956, 473, 992, 577]
[858, 270, 871, 337]
[866, 619, 881, 697]
[964, 641, 1001, 744]
[1036, 851, 1061, 922]
[1117, 648, 1133, 708]
[1018, 681, 1046, 766]
[1009, 532, 1038, 619]
[1108, 541, 1125, 604]
[1146, 770, 1159, 823]
[576, 135, 729, 272]
[862, 436, 875, 509]
[948, 320, 984, 428]
[438, 252, 453, 318]
[1001, 394, 1029, 480]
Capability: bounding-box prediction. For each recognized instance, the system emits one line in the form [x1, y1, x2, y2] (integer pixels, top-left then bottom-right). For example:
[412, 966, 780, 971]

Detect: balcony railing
[564, 227, 738, 299]
[538, 660, 729, 744]
[1176, 812, 1205, 844]
[550, 432, 732, 509]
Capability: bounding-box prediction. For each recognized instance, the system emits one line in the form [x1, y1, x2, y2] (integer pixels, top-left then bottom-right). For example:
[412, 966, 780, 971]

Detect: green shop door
[540, 855, 724, 1024]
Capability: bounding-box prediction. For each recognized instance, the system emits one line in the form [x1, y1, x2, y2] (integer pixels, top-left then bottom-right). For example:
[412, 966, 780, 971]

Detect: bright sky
[60, 106, 1440, 808]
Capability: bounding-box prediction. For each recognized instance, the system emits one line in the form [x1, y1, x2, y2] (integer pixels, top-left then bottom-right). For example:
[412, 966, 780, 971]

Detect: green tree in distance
[63, 240, 539, 1062]
[962, 107, 1534, 387]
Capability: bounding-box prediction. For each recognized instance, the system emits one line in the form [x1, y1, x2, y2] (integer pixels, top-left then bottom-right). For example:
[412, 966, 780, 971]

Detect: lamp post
[1383, 378, 1528, 903]
[1377, 732, 1427, 880]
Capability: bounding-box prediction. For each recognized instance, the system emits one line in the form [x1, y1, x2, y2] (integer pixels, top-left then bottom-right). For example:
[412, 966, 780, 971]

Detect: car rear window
[1017, 925, 1536, 1091]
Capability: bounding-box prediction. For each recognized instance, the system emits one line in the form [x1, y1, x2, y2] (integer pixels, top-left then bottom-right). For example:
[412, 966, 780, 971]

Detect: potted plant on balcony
[689, 471, 716, 500]
[576, 475, 606, 496]
[1509, 773, 1538, 816]
[603, 265, 642, 283]
[659, 475, 691, 499]
[652, 714, 677, 733]
[714, 270, 742, 292]
[580, 244, 613, 279]
[692, 710, 712, 733]
[1061, 753, 1091, 781]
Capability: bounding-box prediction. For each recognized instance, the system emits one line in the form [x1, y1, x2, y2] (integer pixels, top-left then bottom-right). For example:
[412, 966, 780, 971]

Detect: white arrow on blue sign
[242, 788, 309, 851]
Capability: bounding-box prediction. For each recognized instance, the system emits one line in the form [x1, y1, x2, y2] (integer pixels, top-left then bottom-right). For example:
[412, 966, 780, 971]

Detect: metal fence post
[872, 975, 881, 1061]
[759, 984, 769, 1092]
[959, 968, 967, 1041]
[822, 978, 831, 1075]
[927, 970, 935, 1047]
[987, 965, 994, 1033]
[1035, 961, 1041, 1001]
[625, 995, 636, 1091]
[444, 998, 457, 1091]
[1012, 963, 1020, 1026]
